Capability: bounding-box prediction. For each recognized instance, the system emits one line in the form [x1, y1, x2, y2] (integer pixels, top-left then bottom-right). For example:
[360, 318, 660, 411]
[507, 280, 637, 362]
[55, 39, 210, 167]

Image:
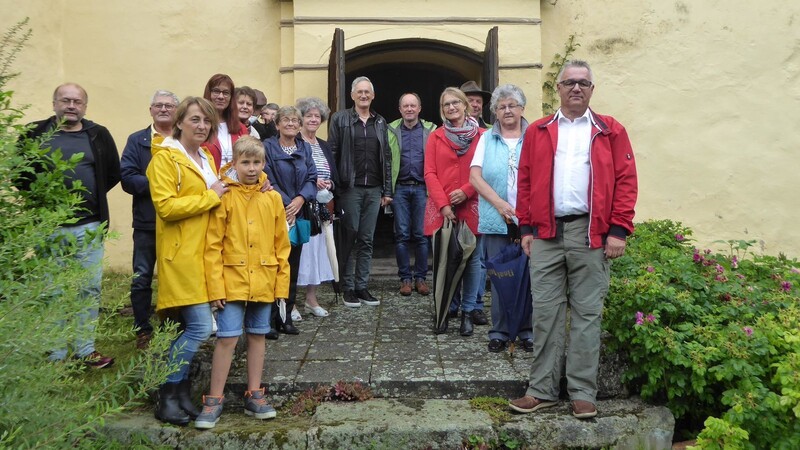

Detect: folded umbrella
[321, 220, 339, 283]
[332, 206, 357, 298]
[432, 219, 477, 331]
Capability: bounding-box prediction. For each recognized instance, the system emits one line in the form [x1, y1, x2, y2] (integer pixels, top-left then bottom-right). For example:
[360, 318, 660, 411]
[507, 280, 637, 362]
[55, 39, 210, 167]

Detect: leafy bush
[0, 19, 177, 449]
[604, 219, 800, 449]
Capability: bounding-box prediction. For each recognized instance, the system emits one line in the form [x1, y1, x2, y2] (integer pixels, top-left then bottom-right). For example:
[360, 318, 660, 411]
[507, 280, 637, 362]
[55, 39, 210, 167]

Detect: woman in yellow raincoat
[146, 97, 228, 426]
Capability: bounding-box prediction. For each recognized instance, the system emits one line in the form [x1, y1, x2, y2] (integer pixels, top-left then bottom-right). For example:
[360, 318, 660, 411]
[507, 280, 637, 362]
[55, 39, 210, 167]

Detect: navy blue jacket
[263, 136, 318, 209]
[120, 126, 156, 230]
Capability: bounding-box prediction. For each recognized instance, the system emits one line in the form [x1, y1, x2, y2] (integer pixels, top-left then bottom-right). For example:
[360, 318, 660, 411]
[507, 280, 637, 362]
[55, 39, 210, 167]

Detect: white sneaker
[291, 308, 302, 322]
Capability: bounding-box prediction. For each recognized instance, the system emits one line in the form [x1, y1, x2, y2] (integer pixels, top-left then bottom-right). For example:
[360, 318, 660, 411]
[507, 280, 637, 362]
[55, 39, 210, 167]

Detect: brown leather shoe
[136, 332, 152, 350]
[571, 400, 597, 419]
[415, 279, 430, 296]
[508, 395, 557, 413]
[399, 280, 412, 296]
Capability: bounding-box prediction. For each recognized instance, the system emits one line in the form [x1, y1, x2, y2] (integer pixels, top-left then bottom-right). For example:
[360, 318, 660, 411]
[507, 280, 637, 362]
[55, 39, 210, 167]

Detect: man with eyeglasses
[23, 82, 121, 368]
[120, 89, 179, 349]
[510, 60, 638, 419]
[328, 76, 393, 308]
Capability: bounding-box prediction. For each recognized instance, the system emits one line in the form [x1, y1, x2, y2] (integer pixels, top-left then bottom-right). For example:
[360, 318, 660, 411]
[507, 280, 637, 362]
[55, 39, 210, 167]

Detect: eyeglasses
[496, 104, 522, 112]
[442, 100, 462, 109]
[558, 79, 593, 89]
[211, 88, 231, 98]
[151, 103, 176, 111]
[280, 117, 300, 124]
[56, 98, 85, 107]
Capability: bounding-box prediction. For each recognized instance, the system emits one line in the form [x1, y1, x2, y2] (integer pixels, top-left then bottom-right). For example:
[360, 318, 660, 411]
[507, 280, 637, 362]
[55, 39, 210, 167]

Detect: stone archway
[337, 38, 488, 258]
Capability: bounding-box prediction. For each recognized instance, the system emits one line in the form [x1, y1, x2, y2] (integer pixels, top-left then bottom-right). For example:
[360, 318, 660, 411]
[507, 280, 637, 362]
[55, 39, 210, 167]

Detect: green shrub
[0, 19, 177, 449]
[604, 219, 800, 449]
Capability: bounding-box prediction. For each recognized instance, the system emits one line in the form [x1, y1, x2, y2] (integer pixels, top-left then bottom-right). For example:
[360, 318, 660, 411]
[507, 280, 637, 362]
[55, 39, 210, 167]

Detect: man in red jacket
[509, 60, 638, 419]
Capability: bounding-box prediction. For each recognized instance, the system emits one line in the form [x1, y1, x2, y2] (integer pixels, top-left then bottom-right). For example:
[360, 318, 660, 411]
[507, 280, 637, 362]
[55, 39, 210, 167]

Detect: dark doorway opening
[340, 40, 484, 258]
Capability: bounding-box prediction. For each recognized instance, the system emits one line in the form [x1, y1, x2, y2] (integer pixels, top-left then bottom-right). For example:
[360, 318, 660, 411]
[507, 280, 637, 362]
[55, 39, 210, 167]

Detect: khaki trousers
[525, 216, 610, 403]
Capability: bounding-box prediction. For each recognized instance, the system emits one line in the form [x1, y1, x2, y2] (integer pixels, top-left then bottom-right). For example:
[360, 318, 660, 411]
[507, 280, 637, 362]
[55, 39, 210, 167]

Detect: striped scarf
[443, 116, 479, 156]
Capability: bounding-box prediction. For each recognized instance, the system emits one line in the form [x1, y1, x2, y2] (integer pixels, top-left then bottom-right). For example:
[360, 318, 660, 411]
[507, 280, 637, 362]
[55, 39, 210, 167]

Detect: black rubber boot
[155, 382, 190, 426]
[460, 311, 474, 337]
[177, 379, 201, 419]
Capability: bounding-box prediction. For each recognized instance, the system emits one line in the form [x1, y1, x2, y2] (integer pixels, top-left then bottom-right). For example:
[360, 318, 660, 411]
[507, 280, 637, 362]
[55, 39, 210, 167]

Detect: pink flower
[731, 256, 739, 269]
[646, 266, 655, 273]
[704, 249, 712, 255]
[720, 293, 732, 302]
[715, 275, 728, 282]
[791, 268, 800, 274]
[736, 274, 745, 280]
[781, 281, 792, 292]
[646, 314, 656, 323]
[715, 264, 725, 274]
[693, 253, 703, 263]
[635, 311, 644, 325]
[742, 326, 753, 337]
[675, 233, 685, 242]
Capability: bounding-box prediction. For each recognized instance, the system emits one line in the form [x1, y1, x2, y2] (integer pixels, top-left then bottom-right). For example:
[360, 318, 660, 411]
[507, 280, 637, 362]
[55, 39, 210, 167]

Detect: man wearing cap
[460, 80, 492, 129]
[252, 95, 277, 140]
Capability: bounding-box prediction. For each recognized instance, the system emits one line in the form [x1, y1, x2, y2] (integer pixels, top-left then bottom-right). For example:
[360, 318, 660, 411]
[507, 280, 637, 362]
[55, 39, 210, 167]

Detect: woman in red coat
[424, 87, 485, 337]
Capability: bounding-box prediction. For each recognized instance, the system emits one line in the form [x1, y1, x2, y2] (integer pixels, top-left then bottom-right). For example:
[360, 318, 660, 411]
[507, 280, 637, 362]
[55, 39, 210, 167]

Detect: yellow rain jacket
[147, 139, 221, 311]
[205, 164, 290, 303]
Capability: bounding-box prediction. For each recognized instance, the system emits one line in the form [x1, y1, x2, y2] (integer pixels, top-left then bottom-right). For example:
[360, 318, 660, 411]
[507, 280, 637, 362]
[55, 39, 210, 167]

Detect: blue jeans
[166, 303, 213, 383]
[451, 237, 486, 313]
[447, 237, 483, 313]
[131, 229, 156, 335]
[337, 186, 382, 291]
[49, 221, 104, 360]
[393, 184, 429, 281]
[217, 301, 272, 338]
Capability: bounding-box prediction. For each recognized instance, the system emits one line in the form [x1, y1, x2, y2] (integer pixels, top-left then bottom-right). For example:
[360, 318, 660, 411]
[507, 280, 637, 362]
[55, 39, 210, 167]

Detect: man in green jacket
[387, 93, 436, 297]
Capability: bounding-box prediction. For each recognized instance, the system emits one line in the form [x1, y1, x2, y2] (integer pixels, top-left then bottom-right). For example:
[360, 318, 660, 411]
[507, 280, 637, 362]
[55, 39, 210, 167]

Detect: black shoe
[488, 339, 507, 353]
[460, 312, 474, 336]
[279, 322, 299, 335]
[447, 309, 459, 319]
[470, 309, 488, 326]
[521, 339, 534, 352]
[343, 290, 361, 308]
[155, 382, 190, 426]
[265, 329, 279, 340]
[355, 289, 380, 306]
[176, 379, 200, 419]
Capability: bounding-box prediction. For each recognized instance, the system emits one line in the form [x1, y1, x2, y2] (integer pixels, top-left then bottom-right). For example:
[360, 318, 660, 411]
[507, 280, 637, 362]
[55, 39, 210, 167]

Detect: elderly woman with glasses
[203, 73, 248, 171]
[262, 106, 317, 335]
[294, 97, 339, 319]
[424, 87, 486, 337]
[469, 84, 532, 353]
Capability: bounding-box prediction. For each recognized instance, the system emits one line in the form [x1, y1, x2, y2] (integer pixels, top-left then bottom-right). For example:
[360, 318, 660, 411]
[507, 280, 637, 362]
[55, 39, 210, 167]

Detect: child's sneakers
[244, 388, 277, 420]
[194, 396, 224, 429]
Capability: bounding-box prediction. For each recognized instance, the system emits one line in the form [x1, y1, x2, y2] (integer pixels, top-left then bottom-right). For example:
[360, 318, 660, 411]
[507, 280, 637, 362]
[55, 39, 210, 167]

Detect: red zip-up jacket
[516, 109, 637, 249]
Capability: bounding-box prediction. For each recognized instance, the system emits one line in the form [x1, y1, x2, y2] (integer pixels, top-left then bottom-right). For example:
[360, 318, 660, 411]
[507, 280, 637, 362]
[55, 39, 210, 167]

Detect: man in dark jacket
[328, 76, 393, 308]
[24, 82, 121, 368]
[120, 89, 178, 349]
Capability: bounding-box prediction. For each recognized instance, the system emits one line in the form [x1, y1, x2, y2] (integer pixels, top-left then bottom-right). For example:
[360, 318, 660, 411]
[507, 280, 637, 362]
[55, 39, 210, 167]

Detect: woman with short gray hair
[469, 84, 532, 353]
[295, 97, 338, 318]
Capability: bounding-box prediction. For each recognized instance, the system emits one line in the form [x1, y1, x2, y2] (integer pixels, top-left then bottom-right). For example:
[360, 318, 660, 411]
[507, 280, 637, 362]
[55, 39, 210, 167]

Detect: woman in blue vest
[469, 84, 532, 353]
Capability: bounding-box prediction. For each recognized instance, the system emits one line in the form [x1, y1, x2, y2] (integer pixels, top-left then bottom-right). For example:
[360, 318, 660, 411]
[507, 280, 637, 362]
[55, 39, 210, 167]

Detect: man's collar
[555, 108, 592, 123]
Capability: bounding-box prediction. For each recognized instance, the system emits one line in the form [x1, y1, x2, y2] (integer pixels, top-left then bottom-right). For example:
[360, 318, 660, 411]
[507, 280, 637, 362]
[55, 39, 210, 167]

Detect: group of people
[25, 58, 637, 427]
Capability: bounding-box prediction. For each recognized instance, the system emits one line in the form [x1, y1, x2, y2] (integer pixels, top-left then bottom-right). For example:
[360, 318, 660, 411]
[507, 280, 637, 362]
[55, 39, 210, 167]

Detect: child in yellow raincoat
[195, 136, 290, 429]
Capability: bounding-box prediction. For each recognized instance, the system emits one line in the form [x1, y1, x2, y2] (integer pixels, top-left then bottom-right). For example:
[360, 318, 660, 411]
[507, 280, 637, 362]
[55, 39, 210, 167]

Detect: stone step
[105, 398, 674, 449]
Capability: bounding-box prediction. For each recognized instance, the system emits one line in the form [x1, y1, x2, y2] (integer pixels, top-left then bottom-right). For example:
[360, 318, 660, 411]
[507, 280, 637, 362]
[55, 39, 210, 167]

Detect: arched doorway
[328, 32, 498, 258]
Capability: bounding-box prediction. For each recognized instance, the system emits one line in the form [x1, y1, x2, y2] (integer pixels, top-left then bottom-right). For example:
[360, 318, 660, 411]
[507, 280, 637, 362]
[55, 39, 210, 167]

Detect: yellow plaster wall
[541, 0, 800, 257]
[1, 0, 283, 270]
